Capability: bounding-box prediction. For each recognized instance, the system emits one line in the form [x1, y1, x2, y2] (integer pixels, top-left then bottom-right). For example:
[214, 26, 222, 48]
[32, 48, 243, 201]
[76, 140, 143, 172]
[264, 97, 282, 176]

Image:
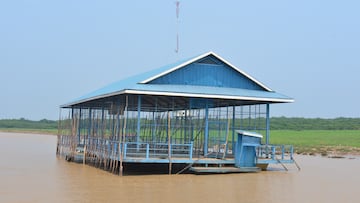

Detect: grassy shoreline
[269, 130, 360, 156]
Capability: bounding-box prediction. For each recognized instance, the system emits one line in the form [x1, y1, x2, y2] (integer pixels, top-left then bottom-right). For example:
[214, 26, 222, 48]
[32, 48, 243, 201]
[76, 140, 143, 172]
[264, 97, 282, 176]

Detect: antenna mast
[175, 1, 180, 53]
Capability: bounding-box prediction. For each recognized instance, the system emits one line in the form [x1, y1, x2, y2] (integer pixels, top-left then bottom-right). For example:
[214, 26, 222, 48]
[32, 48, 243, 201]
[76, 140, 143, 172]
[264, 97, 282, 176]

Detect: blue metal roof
[63, 52, 294, 107]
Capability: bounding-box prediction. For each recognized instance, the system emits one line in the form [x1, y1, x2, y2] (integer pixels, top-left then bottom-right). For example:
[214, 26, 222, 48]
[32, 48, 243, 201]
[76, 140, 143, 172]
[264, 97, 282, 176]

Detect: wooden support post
[78, 108, 82, 144]
[83, 145, 86, 165]
[57, 108, 62, 155]
[120, 95, 128, 176]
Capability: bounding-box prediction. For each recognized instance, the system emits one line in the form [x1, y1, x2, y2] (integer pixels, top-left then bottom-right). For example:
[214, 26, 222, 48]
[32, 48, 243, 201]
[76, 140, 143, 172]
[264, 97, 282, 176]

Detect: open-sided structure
[57, 52, 295, 174]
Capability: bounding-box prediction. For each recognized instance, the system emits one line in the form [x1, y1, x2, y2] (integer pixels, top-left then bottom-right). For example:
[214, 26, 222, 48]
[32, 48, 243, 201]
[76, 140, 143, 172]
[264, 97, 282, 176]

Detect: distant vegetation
[270, 117, 360, 130]
[0, 117, 359, 131]
[0, 118, 58, 134]
[0, 118, 57, 129]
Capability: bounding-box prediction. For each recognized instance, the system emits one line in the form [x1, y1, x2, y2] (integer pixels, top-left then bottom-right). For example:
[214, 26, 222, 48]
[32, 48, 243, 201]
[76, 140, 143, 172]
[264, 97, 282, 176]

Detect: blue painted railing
[83, 137, 193, 161]
[256, 144, 294, 163]
[58, 135, 294, 166]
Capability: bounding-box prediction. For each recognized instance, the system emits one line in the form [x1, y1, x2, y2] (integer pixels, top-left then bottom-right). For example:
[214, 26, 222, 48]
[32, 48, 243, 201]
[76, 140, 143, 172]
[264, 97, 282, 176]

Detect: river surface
[0, 132, 359, 203]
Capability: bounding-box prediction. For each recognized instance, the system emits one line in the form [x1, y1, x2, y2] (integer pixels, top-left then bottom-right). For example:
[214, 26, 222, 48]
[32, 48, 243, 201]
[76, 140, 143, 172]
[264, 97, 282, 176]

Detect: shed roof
[62, 51, 294, 107]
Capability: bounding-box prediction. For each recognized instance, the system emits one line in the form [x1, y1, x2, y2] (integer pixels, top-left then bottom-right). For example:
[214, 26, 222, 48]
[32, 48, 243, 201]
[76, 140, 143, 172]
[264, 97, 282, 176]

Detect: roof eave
[124, 89, 294, 103]
[61, 89, 294, 108]
[60, 90, 127, 108]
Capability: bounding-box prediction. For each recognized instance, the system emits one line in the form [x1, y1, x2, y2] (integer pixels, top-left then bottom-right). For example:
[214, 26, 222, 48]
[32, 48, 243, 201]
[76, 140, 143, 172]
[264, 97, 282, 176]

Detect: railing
[124, 142, 193, 159]
[63, 136, 194, 161]
[256, 144, 294, 161]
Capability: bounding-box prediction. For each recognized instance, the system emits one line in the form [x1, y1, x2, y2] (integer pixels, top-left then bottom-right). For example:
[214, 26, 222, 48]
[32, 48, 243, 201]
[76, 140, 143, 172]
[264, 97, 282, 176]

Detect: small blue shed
[235, 130, 263, 168]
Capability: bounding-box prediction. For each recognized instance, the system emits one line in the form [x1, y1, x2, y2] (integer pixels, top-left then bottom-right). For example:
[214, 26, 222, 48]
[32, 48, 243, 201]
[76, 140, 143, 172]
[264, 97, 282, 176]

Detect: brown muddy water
[1, 132, 359, 203]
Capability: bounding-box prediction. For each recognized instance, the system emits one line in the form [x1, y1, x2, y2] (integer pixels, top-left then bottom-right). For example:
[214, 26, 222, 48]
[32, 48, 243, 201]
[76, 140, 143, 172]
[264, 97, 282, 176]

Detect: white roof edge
[139, 51, 273, 92]
[61, 89, 294, 108]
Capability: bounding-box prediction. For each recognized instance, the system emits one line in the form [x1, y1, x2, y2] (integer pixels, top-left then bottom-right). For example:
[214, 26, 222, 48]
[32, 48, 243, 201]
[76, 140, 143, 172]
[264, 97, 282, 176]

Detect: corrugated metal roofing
[62, 52, 294, 107]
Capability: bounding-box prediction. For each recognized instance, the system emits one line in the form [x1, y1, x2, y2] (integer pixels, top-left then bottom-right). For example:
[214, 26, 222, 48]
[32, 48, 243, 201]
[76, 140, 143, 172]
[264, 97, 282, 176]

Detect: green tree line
[0, 118, 57, 129]
[270, 117, 360, 130]
[0, 117, 359, 131]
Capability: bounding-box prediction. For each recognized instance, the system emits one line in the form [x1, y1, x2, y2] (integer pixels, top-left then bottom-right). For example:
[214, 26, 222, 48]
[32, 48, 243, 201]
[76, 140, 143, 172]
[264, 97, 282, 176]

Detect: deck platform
[58, 136, 296, 173]
[190, 166, 261, 174]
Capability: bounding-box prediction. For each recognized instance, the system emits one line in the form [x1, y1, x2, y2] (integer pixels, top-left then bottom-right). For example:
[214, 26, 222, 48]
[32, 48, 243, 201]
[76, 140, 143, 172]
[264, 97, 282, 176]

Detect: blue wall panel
[149, 57, 265, 91]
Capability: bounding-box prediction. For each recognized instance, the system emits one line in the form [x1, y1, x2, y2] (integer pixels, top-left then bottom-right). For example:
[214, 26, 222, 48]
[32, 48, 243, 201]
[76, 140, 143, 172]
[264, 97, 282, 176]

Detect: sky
[0, 0, 359, 120]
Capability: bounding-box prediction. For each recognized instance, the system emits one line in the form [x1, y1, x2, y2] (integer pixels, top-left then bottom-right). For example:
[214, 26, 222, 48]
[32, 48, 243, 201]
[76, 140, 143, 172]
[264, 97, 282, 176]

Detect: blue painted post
[137, 95, 141, 151]
[152, 98, 157, 142]
[101, 107, 105, 139]
[94, 114, 98, 139]
[189, 142, 193, 160]
[118, 142, 121, 161]
[88, 108, 92, 141]
[189, 101, 193, 142]
[124, 143, 127, 159]
[272, 146, 276, 160]
[78, 108, 82, 144]
[116, 105, 121, 140]
[107, 142, 111, 158]
[225, 106, 229, 156]
[266, 104, 270, 145]
[281, 145, 285, 160]
[232, 106, 235, 155]
[114, 143, 118, 158]
[204, 100, 209, 156]
[111, 115, 115, 139]
[146, 143, 149, 159]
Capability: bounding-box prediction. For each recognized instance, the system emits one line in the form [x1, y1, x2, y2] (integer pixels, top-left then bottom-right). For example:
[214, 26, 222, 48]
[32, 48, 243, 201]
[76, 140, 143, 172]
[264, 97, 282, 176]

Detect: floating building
[57, 52, 296, 174]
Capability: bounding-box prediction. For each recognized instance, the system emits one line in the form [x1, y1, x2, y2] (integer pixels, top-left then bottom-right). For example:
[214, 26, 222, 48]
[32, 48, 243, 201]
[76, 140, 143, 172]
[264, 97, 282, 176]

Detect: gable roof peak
[140, 51, 272, 92]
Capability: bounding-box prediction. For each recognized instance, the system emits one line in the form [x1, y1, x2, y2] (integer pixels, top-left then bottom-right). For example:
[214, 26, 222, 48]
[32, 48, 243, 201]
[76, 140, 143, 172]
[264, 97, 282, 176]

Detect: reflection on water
[0, 132, 359, 203]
